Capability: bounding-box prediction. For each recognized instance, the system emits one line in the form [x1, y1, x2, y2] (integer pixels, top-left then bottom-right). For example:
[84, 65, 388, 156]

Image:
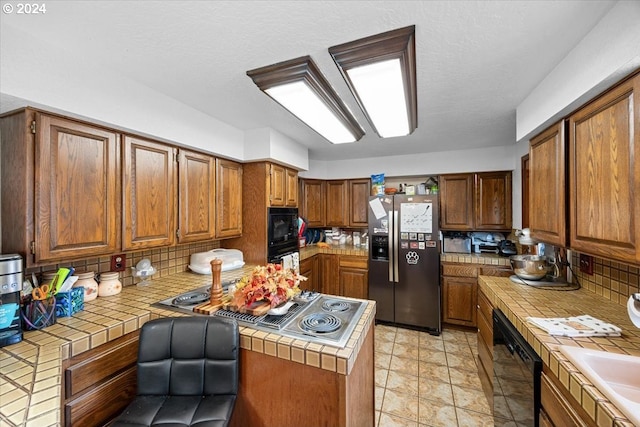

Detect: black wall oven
[493, 309, 542, 426]
[267, 207, 298, 263]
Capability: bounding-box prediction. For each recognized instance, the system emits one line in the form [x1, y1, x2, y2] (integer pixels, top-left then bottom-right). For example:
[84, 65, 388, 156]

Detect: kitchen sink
[559, 345, 640, 426]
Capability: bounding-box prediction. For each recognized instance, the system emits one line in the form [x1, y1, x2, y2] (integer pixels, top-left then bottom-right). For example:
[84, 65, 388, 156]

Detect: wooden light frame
[246, 56, 364, 144]
[329, 25, 417, 138]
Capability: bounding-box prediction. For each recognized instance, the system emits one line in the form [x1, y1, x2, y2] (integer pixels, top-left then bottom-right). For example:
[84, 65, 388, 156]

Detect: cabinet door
[319, 254, 339, 296]
[301, 179, 325, 227]
[569, 74, 640, 264]
[178, 150, 216, 243]
[269, 163, 286, 207]
[286, 168, 298, 207]
[439, 174, 474, 230]
[325, 180, 349, 227]
[299, 255, 319, 292]
[349, 179, 370, 227]
[475, 171, 512, 230]
[442, 276, 477, 327]
[529, 122, 567, 246]
[35, 114, 120, 262]
[123, 136, 176, 250]
[216, 159, 243, 238]
[339, 268, 368, 299]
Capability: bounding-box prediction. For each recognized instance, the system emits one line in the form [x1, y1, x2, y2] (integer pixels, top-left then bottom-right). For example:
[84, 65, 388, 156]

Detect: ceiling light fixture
[247, 56, 364, 144]
[329, 25, 417, 138]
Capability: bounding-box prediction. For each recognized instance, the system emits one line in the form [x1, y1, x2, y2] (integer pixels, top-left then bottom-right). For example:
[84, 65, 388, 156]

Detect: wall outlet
[579, 254, 593, 275]
[111, 254, 126, 272]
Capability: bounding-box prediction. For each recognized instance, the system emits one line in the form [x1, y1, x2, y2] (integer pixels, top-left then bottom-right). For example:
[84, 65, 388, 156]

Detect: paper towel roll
[627, 294, 640, 328]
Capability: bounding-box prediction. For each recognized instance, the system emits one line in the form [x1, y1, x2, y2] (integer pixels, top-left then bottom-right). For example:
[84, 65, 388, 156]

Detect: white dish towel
[526, 315, 621, 337]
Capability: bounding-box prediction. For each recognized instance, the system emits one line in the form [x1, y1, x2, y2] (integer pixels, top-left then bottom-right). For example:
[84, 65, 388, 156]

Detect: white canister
[73, 271, 99, 302]
[98, 272, 122, 297]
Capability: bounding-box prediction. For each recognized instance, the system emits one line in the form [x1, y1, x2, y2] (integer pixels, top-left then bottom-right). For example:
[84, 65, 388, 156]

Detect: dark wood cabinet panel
[299, 255, 319, 292]
[475, 171, 512, 230]
[1, 110, 121, 266]
[216, 158, 243, 238]
[348, 179, 370, 227]
[442, 276, 477, 326]
[325, 180, 349, 227]
[569, 73, 640, 264]
[35, 113, 121, 262]
[300, 179, 325, 227]
[269, 163, 298, 207]
[339, 255, 368, 299]
[440, 174, 475, 230]
[285, 167, 298, 207]
[178, 149, 216, 243]
[123, 135, 177, 250]
[319, 254, 339, 296]
[529, 121, 567, 246]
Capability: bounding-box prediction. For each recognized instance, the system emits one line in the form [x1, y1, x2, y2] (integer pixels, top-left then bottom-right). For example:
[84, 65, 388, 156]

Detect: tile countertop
[479, 275, 640, 427]
[0, 266, 375, 427]
[299, 244, 368, 259]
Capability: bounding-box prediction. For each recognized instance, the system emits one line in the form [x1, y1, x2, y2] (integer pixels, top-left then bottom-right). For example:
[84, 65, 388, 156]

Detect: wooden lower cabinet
[540, 371, 591, 427]
[319, 254, 339, 296]
[339, 256, 368, 299]
[62, 331, 139, 427]
[441, 263, 478, 327]
[299, 255, 319, 292]
[230, 321, 374, 427]
[477, 289, 494, 407]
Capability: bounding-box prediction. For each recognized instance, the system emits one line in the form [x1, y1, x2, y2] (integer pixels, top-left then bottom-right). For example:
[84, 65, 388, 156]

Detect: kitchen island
[0, 267, 375, 427]
[480, 275, 639, 427]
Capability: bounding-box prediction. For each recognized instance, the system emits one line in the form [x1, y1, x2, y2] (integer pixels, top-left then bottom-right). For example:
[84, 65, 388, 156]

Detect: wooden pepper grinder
[209, 258, 224, 307]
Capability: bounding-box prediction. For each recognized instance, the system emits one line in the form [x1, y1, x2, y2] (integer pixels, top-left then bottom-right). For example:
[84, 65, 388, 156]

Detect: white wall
[244, 128, 309, 170]
[0, 23, 247, 160]
[517, 0, 640, 142]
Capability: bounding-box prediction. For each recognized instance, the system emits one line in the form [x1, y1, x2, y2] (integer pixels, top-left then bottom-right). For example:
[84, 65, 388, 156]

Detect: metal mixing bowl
[509, 255, 552, 280]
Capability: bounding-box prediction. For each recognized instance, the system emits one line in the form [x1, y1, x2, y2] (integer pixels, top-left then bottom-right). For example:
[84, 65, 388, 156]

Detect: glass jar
[98, 272, 122, 297]
[73, 271, 99, 302]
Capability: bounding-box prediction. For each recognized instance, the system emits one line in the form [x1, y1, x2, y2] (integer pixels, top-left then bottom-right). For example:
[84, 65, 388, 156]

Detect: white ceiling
[0, 1, 617, 161]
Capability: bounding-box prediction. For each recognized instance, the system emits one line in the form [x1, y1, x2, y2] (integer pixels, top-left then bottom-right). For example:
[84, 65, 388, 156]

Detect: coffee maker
[0, 254, 23, 347]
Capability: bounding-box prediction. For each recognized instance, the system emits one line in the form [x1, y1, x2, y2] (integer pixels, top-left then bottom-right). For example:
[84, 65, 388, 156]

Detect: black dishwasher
[493, 309, 542, 426]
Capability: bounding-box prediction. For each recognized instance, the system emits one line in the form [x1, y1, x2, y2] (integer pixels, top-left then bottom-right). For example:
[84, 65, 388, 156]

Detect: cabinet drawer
[339, 256, 368, 269]
[65, 366, 137, 427]
[442, 264, 478, 277]
[477, 307, 493, 360]
[65, 331, 139, 398]
[478, 291, 493, 326]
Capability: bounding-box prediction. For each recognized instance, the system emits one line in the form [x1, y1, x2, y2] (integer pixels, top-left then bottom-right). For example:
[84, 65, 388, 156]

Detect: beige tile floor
[375, 324, 497, 427]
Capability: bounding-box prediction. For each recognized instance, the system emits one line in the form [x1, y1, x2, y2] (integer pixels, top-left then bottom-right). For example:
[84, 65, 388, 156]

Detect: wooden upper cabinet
[123, 136, 177, 250]
[325, 180, 349, 227]
[529, 121, 567, 246]
[300, 179, 325, 227]
[440, 174, 474, 230]
[285, 168, 298, 207]
[34, 113, 121, 262]
[178, 149, 216, 243]
[269, 163, 298, 207]
[569, 73, 640, 264]
[348, 179, 370, 227]
[475, 171, 512, 230]
[216, 158, 243, 238]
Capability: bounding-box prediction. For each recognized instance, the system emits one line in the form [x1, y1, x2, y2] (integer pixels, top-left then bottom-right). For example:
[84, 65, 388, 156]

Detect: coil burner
[322, 299, 351, 313]
[172, 288, 210, 306]
[299, 313, 342, 334]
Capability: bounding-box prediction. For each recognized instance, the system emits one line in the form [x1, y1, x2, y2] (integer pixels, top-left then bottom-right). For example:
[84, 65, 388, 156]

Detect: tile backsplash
[26, 240, 221, 287]
[571, 252, 640, 306]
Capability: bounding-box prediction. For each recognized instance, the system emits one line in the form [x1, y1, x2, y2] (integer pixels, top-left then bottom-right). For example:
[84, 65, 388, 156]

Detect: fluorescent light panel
[247, 56, 364, 144]
[329, 25, 417, 139]
[266, 82, 357, 144]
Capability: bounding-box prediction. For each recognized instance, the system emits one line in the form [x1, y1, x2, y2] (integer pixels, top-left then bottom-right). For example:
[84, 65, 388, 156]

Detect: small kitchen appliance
[442, 232, 471, 254]
[0, 254, 23, 347]
[470, 232, 505, 254]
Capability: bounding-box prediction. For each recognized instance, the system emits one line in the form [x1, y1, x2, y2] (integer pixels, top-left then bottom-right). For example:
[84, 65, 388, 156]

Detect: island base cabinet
[230, 322, 374, 427]
[540, 371, 590, 427]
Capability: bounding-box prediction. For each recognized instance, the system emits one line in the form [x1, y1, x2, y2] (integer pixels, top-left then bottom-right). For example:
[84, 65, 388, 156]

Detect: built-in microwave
[267, 207, 299, 263]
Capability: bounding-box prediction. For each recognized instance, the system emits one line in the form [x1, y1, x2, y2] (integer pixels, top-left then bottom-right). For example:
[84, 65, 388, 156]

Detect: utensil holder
[21, 297, 57, 330]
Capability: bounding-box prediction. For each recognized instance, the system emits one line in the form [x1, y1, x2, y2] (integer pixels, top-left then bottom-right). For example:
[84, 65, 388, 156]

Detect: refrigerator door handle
[388, 210, 393, 282]
[393, 210, 399, 280]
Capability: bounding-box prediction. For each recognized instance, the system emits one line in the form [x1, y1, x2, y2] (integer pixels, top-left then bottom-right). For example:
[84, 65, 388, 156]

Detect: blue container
[55, 287, 85, 317]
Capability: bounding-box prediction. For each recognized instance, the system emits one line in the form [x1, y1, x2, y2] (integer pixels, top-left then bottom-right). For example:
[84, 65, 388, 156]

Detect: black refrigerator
[368, 194, 441, 334]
